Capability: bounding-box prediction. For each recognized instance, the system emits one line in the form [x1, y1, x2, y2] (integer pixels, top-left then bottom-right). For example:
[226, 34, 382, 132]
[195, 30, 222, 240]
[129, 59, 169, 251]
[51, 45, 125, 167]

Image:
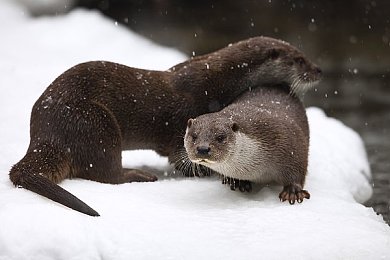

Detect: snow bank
[0, 1, 389, 259]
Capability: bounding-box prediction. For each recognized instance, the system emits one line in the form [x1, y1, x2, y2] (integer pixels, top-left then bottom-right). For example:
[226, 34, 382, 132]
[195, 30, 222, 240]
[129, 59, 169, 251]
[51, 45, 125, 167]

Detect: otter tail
[9, 147, 100, 217]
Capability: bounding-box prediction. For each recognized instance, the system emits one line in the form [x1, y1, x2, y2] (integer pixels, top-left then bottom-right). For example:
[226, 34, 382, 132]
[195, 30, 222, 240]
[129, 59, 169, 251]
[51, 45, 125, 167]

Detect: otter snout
[196, 146, 211, 156]
[312, 65, 322, 81]
[314, 66, 322, 75]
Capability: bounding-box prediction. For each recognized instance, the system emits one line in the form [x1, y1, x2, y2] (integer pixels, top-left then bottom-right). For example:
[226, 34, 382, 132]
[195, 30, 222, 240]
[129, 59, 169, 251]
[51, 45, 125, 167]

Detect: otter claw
[222, 175, 252, 193]
[279, 184, 310, 204]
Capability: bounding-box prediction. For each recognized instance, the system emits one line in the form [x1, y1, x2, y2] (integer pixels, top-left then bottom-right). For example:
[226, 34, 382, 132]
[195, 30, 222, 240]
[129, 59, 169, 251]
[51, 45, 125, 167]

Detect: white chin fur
[291, 78, 320, 95]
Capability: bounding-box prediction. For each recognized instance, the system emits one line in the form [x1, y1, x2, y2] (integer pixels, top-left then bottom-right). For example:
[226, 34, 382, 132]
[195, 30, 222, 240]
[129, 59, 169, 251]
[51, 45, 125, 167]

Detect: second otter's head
[240, 36, 322, 94]
[172, 36, 322, 96]
[184, 116, 239, 167]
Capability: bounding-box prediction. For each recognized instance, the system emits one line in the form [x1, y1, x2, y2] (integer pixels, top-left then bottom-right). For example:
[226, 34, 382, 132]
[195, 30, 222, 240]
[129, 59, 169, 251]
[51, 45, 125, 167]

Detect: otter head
[242, 36, 322, 94]
[184, 116, 239, 167]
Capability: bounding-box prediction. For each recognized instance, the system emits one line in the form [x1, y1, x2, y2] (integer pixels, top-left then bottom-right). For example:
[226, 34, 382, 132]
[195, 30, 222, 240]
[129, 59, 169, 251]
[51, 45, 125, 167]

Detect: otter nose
[315, 67, 322, 75]
[197, 146, 211, 155]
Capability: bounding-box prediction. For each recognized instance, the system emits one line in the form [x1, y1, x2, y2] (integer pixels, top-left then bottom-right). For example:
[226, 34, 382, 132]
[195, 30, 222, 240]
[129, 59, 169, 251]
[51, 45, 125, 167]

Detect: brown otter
[9, 36, 321, 216]
[184, 82, 320, 204]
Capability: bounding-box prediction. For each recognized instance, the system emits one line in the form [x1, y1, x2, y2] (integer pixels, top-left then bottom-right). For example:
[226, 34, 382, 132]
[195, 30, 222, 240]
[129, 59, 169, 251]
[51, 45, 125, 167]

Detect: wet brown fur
[9, 36, 320, 215]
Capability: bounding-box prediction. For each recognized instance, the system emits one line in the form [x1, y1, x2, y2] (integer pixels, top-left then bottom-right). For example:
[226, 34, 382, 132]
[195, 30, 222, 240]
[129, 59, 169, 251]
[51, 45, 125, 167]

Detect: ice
[0, 1, 389, 259]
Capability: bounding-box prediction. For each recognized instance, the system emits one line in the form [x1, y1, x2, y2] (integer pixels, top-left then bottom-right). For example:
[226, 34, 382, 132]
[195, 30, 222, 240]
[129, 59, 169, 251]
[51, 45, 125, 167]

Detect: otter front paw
[121, 169, 158, 183]
[222, 176, 252, 192]
[279, 184, 310, 204]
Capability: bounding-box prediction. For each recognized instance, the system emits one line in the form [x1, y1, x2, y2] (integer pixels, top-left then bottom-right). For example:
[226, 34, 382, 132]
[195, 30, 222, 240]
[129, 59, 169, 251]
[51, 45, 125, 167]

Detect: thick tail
[9, 150, 100, 217]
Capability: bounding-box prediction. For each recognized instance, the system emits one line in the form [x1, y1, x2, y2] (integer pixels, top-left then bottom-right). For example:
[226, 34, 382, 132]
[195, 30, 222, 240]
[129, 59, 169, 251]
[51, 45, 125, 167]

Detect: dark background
[26, 0, 390, 224]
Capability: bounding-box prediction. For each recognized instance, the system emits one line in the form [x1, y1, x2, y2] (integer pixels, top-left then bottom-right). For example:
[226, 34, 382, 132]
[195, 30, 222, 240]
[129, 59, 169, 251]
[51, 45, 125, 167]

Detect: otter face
[247, 37, 322, 94]
[266, 47, 322, 93]
[184, 117, 239, 166]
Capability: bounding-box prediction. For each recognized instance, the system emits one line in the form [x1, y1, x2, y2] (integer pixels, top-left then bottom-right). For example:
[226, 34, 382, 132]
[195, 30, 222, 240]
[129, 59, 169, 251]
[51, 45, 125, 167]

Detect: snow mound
[0, 1, 389, 259]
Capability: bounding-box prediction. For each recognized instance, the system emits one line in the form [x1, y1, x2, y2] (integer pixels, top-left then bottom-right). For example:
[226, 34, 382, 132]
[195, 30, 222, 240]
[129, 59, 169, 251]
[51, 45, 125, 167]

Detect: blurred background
[16, 0, 390, 224]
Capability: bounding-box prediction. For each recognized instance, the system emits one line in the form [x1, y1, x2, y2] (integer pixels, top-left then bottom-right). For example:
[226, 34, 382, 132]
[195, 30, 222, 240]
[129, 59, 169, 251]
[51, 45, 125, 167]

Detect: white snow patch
[0, 1, 389, 259]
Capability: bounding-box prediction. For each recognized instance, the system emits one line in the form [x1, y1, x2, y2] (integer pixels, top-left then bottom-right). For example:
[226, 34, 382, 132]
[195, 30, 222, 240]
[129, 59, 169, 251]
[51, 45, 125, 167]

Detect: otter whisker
[171, 148, 208, 177]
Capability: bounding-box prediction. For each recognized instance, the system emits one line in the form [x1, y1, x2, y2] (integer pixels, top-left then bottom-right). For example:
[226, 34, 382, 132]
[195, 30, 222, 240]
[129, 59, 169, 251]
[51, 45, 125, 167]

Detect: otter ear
[231, 122, 239, 132]
[269, 48, 280, 60]
[187, 118, 194, 128]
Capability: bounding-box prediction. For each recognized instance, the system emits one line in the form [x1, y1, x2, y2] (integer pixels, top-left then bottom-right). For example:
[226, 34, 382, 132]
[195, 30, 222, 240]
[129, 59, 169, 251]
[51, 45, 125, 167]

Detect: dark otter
[184, 82, 320, 204]
[9, 36, 321, 216]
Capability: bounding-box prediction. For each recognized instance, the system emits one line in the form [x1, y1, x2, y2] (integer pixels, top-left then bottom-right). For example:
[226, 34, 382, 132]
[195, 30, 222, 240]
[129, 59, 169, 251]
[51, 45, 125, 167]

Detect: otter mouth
[193, 158, 216, 164]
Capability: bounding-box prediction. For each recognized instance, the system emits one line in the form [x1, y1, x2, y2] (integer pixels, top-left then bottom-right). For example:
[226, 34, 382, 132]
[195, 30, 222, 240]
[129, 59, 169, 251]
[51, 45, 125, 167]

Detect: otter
[9, 36, 321, 216]
[184, 82, 320, 204]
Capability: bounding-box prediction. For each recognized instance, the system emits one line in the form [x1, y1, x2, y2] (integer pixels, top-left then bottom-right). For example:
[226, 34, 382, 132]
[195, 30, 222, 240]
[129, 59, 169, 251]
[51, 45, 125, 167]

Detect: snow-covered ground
[0, 1, 389, 259]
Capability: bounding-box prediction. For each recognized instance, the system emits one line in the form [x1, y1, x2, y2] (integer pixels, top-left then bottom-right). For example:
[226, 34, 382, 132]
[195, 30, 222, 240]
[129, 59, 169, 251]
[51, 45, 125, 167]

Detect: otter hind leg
[279, 184, 310, 204]
[71, 102, 158, 184]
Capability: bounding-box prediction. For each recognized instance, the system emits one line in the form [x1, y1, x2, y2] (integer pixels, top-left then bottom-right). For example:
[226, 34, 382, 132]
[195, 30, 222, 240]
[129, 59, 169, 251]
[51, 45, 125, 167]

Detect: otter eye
[231, 123, 239, 132]
[294, 57, 305, 66]
[216, 134, 226, 143]
[269, 49, 280, 59]
[191, 133, 197, 142]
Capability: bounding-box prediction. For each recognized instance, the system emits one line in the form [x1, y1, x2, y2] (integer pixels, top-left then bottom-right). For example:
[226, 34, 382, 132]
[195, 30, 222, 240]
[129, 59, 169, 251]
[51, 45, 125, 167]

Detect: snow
[0, 1, 390, 259]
